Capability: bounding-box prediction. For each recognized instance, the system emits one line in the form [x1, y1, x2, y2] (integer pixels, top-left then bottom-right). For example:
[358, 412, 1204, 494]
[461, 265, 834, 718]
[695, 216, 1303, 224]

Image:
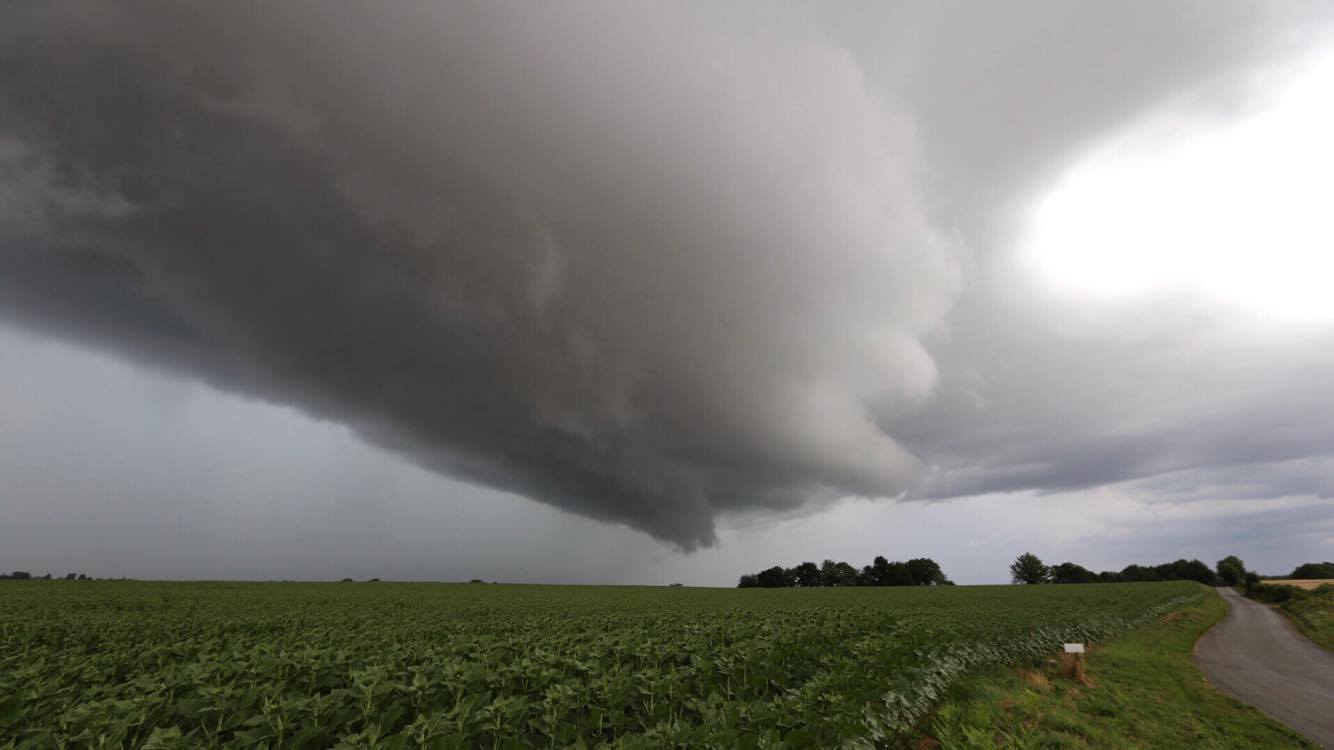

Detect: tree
[756, 566, 792, 588]
[1150, 559, 1217, 585]
[883, 561, 916, 586]
[1151, 558, 1217, 585]
[857, 565, 875, 586]
[9, 571, 32, 580]
[818, 559, 837, 586]
[1216, 556, 1246, 586]
[1009, 553, 1048, 584]
[1289, 561, 1334, 579]
[1119, 564, 1162, 582]
[1096, 570, 1125, 583]
[791, 561, 822, 588]
[737, 574, 759, 588]
[862, 556, 915, 586]
[867, 556, 893, 586]
[831, 561, 860, 586]
[1050, 562, 1097, 584]
[906, 558, 949, 586]
[820, 559, 859, 587]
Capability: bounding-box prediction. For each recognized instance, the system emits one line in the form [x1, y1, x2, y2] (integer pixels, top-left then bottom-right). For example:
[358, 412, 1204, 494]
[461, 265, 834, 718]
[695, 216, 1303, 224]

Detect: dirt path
[1195, 587, 1334, 747]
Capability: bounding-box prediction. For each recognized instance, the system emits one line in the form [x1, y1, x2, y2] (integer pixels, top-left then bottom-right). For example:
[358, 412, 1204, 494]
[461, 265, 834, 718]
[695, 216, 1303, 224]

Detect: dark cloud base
[5, 1, 1334, 555]
[0, 2, 960, 548]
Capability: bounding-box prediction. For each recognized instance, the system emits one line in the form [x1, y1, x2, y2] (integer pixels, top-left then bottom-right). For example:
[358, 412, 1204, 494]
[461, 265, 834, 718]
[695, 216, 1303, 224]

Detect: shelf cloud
[0, 2, 962, 548]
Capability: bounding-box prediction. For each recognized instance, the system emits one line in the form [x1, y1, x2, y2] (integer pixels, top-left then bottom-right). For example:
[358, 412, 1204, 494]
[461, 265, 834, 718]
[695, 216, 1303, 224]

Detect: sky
[2, 1, 1334, 584]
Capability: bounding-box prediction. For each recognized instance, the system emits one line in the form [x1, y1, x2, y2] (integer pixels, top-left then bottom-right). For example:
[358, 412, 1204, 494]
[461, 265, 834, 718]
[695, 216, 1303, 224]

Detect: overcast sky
[3, 1, 1333, 584]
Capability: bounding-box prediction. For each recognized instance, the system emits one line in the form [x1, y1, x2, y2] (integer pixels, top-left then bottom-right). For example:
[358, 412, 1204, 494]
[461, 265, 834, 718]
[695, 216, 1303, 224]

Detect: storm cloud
[5, 2, 1334, 583]
[0, 2, 963, 548]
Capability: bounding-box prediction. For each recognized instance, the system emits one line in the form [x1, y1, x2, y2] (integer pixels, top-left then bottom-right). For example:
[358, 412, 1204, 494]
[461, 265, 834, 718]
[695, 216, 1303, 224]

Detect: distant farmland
[1266, 579, 1334, 590]
[1, 581, 1201, 747]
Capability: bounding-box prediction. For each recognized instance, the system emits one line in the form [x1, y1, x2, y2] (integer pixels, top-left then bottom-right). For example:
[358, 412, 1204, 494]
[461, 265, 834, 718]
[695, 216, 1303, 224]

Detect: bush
[1246, 582, 1306, 604]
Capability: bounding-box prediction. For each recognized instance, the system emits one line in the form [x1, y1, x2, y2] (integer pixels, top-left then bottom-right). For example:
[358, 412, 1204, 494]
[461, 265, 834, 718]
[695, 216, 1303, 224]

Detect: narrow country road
[1195, 587, 1334, 747]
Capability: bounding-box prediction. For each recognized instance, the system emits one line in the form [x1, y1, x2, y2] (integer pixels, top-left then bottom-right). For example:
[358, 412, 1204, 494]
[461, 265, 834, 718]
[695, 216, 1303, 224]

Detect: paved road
[1195, 587, 1334, 747]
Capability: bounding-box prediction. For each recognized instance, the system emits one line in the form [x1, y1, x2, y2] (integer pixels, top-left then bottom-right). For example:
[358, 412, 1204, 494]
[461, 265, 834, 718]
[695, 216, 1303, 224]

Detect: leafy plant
[0, 579, 1199, 748]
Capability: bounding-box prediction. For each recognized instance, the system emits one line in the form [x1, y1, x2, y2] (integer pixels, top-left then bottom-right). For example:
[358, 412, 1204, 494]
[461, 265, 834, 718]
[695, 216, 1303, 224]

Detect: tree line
[737, 556, 952, 588]
[1011, 554, 1334, 588]
[1227, 555, 1334, 600]
[1288, 561, 1334, 579]
[1, 571, 117, 581]
[1008, 552, 1227, 585]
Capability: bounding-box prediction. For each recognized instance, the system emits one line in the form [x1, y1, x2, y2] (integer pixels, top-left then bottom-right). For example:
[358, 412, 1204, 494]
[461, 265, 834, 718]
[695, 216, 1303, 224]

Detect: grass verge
[1271, 585, 1334, 652]
[903, 586, 1315, 749]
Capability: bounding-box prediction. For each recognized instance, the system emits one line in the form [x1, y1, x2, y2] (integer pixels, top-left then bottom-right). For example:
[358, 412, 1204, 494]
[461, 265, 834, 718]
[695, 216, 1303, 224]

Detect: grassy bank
[906, 586, 1314, 749]
[1271, 585, 1334, 652]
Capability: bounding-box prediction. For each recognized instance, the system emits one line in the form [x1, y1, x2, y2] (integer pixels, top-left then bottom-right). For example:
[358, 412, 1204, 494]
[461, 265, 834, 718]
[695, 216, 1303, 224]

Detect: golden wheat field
[1266, 579, 1334, 590]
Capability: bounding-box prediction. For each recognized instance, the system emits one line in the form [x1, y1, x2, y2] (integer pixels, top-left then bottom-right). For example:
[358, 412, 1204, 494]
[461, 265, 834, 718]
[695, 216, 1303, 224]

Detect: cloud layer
[0, 2, 961, 548]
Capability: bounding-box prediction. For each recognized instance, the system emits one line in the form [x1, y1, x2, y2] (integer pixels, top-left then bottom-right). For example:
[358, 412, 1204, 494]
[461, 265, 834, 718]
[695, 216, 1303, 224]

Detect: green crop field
[0, 581, 1200, 749]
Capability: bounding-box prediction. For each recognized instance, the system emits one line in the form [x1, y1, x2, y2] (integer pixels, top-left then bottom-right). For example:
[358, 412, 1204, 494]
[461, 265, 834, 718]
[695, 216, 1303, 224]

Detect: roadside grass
[904, 586, 1315, 749]
[1274, 584, 1334, 652]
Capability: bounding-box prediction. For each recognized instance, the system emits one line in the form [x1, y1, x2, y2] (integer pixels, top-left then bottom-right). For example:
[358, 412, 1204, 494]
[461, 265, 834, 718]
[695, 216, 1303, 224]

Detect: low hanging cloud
[0, 2, 962, 548]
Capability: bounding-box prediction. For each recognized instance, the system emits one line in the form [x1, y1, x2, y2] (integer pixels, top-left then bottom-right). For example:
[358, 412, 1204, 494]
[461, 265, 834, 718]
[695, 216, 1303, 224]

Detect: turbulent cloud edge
[0, 2, 963, 548]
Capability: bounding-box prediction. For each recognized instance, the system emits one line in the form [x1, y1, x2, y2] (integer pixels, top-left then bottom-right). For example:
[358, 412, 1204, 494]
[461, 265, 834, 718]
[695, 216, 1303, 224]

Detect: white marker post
[1060, 642, 1086, 682]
